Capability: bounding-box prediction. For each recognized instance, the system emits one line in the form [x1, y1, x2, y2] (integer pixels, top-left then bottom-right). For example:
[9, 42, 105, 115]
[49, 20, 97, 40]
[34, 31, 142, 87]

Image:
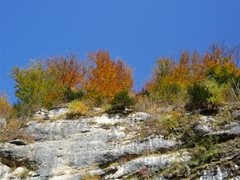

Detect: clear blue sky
[0, 0, 239, 104]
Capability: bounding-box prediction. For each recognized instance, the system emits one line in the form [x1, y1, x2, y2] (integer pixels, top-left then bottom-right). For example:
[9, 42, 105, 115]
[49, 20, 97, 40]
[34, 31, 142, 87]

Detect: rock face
[0, 112, 177, 180]
[0, 162, 11, 179]
[0, 112, 240, 179]
[110, 151, 191, 179]
[33, 107, 69, 120]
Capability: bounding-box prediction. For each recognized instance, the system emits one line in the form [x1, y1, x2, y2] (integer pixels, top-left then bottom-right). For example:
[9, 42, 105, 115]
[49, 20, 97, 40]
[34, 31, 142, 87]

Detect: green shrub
[187, 80, 228, 109]
[204, 80, 228, 105]
[161, 111, 188, 132]
[63, 87, 84, 102]
[187, 83, 211, 109]
[160, 82, 183, 104]
[109, 91, 136, 112]
[151, 82, 185, 105]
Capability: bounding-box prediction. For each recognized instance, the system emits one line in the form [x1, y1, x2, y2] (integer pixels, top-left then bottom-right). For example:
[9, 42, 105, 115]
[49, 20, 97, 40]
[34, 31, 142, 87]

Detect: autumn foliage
[146, 46, 240, 107]
[0, 93, 12, 117]
[84, 50, 133, 103]
[46, 55, 84, 90]
[11, 50, 133, 114]
[6, 45, 240, 117]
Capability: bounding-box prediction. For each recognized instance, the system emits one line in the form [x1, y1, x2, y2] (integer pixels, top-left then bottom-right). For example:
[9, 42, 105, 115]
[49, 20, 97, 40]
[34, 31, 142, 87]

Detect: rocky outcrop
[0, 112, 177, 179]
[33, 107, 69, 120]
[0, 111, 240, 179]
[109, 151, 191, 179]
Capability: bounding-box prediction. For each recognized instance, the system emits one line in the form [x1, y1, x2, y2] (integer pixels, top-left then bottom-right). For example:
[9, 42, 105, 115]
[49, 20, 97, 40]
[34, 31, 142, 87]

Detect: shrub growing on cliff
[109, 91, 136, 112]
[67, 100, 89, 118]
[187, 80, 228, 109]
[187, 83, 212, 109]
[63, 87, 84, 102]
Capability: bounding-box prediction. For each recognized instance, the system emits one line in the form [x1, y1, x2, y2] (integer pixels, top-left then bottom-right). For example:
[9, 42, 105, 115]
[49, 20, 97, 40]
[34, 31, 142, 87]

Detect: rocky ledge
[0, 110, 240, 179]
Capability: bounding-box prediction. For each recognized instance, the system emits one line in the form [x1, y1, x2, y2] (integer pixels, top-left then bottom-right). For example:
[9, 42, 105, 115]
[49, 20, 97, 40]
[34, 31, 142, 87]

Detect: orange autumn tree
[84, 50, 133, 104]
[46, 55, 85, 102]
[46, 54, 84, 90]
[165, 51, 207, 88]
[166, 51, 192, 88]
[0, 93, 12, 117]
[190, 51, 206, 82]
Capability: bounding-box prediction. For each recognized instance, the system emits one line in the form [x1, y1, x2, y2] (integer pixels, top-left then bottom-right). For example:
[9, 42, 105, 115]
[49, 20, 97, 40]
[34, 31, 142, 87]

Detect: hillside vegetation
[0, 44, 240, 179]
[1, 44, 239, 119]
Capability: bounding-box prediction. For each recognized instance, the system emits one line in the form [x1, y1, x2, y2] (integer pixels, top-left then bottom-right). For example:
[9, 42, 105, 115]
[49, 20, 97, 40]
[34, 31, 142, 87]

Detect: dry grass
[0, 119, 35, 143]
[67, 100, 90, 119]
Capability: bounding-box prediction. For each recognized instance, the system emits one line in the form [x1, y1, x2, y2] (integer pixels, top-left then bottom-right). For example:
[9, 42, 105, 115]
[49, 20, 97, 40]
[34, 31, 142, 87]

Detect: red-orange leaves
[84, 50, 133, 103]
[146, 46, 240, 105]
[166, 52, 191, 88]
[46, 55, 84, 90]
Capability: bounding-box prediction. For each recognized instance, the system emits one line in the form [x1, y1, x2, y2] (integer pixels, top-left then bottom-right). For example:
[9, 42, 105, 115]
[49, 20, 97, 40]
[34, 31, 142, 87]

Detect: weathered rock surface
[109, 151, 191, 179]
[33, 107, 69, 120]
[0, 112, 240, 179]
[0, 162, 11, 179]
[232, 110, 240, 120]
[48, 107, 69, 119]
[0, 112, 177, 179]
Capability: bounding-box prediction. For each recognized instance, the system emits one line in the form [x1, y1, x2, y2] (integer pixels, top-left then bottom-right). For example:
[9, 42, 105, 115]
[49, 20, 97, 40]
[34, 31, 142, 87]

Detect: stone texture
[32, 107, 68, 120]
[232, 110, 240, 120]
[33, 108, 48, 119]
[11, 167, 27, 177]
[109, 151, 191, 179]
[0, 112, 177, 179]
[48, 108, 68, 119]
[127, 112, 152, 122]
[0, 162, 11, 179]
[1, 111, 240, 179]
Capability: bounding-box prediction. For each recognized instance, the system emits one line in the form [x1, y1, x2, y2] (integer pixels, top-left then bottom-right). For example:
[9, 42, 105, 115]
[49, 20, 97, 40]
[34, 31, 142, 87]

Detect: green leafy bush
[160, 82, 183, 104]
[161, 111, 188, 132]
[63, 87, 84, 102]
[187, 80, 228, 109]
[109, 91, 136, 112]
[187, 83, 211, 109]
[204, 80, 228, 105]
[150, 82, 184, 105]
